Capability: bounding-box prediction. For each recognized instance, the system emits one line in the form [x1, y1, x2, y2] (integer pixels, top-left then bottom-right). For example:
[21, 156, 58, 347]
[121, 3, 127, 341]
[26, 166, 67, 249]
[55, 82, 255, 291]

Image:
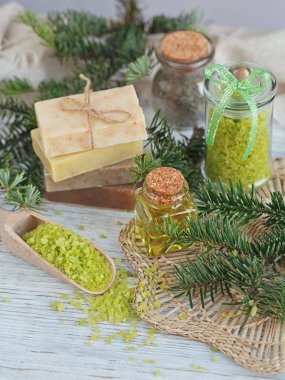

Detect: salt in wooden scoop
[0, 208, 116, 294]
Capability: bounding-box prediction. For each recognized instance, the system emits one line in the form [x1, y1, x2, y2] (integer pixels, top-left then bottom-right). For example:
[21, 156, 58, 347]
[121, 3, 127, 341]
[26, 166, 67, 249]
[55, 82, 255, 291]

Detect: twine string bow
[60, 74, 131, 149]
[205, 64, 272, 160]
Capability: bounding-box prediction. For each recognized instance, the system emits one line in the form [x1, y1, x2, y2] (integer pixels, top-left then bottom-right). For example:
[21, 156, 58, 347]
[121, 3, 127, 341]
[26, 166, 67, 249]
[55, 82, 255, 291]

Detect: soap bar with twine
[34, 75, 147, 158]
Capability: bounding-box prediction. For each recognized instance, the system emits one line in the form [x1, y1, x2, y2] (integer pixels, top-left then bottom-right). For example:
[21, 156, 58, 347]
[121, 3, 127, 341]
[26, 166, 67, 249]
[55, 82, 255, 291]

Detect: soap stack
[32, 83, 147, 210]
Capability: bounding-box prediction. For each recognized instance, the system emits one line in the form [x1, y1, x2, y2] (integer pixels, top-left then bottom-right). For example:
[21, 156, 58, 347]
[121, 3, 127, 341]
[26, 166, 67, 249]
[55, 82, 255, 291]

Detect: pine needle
[0, 169, 43, 211]
[126, 55, 153, 83]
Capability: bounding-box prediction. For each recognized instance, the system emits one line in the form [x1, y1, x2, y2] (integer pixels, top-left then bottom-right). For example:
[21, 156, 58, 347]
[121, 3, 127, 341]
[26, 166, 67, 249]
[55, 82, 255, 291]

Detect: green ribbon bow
[205, 64, 272, 160]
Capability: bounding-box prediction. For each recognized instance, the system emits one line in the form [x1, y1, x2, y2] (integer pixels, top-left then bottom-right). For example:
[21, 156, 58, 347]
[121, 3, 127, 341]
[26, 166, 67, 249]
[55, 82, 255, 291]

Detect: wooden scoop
[0, 208, 116, 295]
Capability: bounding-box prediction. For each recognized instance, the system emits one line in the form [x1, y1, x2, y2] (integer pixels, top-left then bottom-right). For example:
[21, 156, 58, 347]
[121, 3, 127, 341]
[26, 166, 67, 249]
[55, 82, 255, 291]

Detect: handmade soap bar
[44, 158, 135, 192]
[31, 129, 143, 182]
[34, 84, 147, 157]
[45, 185, 135, 210]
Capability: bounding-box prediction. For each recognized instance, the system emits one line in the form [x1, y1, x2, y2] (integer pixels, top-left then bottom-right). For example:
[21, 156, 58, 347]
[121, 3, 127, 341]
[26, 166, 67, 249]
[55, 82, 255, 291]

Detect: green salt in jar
[203, 62, 277, 188]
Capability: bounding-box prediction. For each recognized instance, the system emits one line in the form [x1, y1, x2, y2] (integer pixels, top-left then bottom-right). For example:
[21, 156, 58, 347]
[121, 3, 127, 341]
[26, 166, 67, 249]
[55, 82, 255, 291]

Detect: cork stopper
[161, 30, 209, 63]
[146, 167, 184, 197]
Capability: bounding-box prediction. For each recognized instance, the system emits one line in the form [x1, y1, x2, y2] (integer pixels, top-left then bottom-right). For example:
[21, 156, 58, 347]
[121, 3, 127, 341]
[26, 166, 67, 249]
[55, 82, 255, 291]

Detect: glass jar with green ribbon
[203, 62, 277, 188]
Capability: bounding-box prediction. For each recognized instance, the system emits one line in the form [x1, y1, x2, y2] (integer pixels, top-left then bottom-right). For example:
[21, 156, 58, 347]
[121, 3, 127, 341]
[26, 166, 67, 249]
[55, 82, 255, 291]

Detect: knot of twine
[205, 64, 272, 160]
[60, 74, 131, 149]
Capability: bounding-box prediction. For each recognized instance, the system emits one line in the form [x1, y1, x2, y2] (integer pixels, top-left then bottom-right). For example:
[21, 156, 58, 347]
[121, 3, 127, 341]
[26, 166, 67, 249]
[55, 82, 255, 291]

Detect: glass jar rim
[203, 61, 277, 110]
[155, 32, 215, 73]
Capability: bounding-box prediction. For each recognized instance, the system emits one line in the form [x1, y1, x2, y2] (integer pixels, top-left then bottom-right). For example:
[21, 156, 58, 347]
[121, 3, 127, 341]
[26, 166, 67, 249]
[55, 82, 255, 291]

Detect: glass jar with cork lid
[152, 30, 214, 132]
[134, 167, 196, 256]
[203, 62, 277, 189]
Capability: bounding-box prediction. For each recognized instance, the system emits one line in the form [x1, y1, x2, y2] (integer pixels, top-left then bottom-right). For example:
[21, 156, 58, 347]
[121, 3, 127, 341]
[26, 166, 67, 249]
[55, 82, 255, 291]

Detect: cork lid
[161, 30, 209, 63]
[146, 167, 185, 197]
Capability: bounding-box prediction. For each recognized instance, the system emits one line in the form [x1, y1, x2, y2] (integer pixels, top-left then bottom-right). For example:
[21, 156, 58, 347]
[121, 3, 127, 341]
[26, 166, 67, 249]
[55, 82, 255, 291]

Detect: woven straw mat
[119, 157, 285, 376]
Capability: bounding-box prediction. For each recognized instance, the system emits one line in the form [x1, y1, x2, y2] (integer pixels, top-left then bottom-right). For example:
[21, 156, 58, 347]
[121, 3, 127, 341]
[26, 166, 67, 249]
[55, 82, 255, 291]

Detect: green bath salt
[23, 222, 112, 292]
[205, 110, 272, 188]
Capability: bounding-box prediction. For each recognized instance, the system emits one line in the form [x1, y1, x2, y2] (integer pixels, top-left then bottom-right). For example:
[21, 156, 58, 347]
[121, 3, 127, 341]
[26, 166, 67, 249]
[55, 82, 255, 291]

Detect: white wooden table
[0, 120, 285, 380]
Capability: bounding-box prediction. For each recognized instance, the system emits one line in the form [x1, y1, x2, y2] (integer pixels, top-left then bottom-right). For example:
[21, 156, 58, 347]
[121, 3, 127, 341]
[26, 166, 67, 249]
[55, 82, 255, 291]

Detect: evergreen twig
[174, 251, 285, 325]
[0, 169, 43, 211]
[197, 179, 285, 227]
[116, 0, 144, 25]
[149, 9, 209, 33]
[151, 179, 285, 327]
[132, 110, 204, 190]
[18, 11, 55, 48]
[0, 78, 34, 96]
[126, 54, 155, 83]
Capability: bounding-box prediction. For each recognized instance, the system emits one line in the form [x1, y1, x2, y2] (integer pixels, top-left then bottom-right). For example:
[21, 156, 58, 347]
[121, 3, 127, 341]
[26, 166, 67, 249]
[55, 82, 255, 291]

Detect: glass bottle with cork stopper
[203, 62, 277, 189]
[152, 30, 214, 132]
[134, 167, 196, 256]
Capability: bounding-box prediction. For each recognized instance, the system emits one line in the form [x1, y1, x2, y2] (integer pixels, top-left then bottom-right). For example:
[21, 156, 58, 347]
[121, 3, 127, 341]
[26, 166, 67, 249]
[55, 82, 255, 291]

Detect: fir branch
[154, 212, 285, 266]
[133, 111, 204, 189]
[53, 32, 105, 61]
[180, 127, 205, 167]
[198, 179, 285, 227]
[147, 112, 191, 174]
[48, 10, 110, 37]
[0, 96, 29, 119]
[146, 109, 176, 149]
[174, 250, 284, 324]
[253, 280, 285, 321]
[38, 57, 116, 100]
[0, 78, 34, 96]
[126, 54, 154, 83]
[53, 11, 114, 60]
[149, 9, 209, 33]
[0, 97, 32, 159]
[106, 24, 147, 66]
[174, 253, 234, 308]
[153, 215, 252, 255]
[0, 169, 43, 211]
[131, 154, 163, 184]
[152, 185, 285, 326]
[18, 11, 55, 48]
[116, 0, 144, 25]
[0, 169, 25, 191]
[0, 152, 15, 170]
[251, 227, 285, 265]
[7, 184, 43, 211]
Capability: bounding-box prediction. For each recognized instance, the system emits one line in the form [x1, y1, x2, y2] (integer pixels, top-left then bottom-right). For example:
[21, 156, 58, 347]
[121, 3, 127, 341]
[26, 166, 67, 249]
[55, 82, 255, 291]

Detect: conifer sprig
[197, 179, 285, 227]
[152, 181, 285, 328]
[18, 11, 55, 48]
[149, 9, 209, 33]
[132, 111, 204, 189]
[126, 54, 154, 83]
[174, 251, 285, 328]
[0, 169, 43, 211]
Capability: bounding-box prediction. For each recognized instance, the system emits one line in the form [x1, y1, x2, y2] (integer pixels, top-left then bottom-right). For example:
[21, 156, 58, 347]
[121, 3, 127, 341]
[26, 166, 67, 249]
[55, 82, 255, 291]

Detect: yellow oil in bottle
[134, 167, 196, 256]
